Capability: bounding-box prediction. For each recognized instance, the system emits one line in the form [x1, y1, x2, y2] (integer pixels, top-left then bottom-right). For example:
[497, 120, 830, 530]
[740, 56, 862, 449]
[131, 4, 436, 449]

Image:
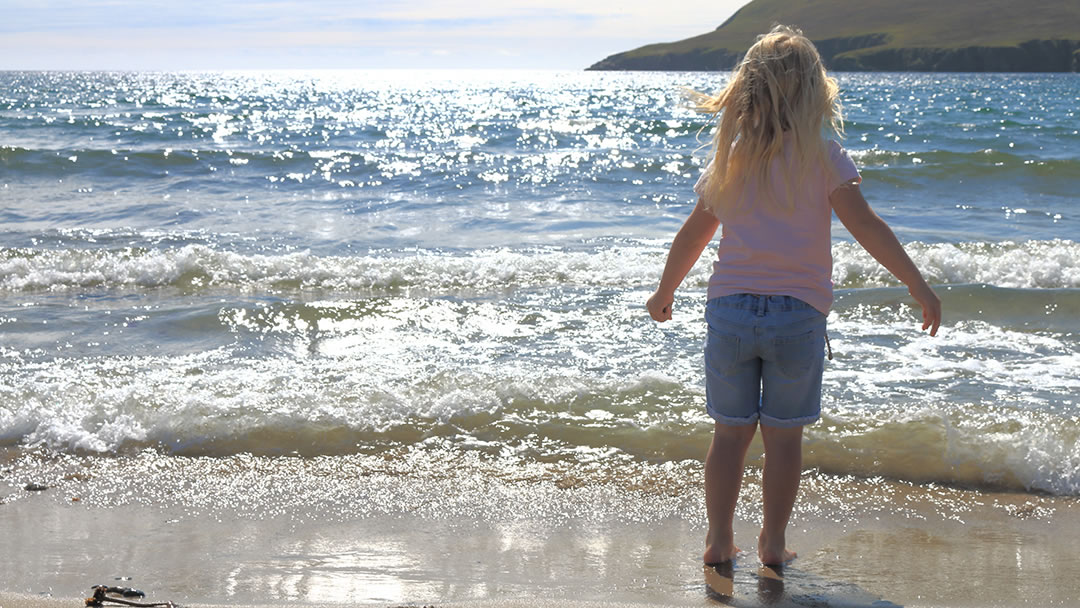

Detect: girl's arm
[830, 184, 942, 336]
[647, 198, 721, 322]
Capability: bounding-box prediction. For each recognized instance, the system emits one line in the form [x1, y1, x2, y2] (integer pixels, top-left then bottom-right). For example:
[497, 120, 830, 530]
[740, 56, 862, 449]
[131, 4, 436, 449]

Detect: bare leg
[703, 421, 757, 564]
[758, 424, 803, 565]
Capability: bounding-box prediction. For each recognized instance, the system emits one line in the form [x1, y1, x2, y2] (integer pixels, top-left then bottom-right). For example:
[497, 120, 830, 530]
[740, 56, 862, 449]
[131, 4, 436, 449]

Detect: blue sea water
[1, 69, 1079, 510]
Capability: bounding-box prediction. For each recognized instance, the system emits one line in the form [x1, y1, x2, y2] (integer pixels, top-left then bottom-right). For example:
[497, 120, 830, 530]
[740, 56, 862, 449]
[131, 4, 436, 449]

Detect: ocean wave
[0, 145, 375, 179]
[832, 239, 1080, 289]
[0, 244, 663, 293]
[808, 402, 1080, 496]
[2, 354, 1077, 495]
[0, 143, 708, 188]
[847, 148, 1080, 179]
[2, 239, 1079, 294]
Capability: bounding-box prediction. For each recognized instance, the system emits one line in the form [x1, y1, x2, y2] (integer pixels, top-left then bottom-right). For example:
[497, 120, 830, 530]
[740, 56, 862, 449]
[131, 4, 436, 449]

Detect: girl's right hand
[647, 290, 674, 322]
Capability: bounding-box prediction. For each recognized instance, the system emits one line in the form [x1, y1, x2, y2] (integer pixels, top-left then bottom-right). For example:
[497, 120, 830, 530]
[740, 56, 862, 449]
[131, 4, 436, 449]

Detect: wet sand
[3, 466, 1079, 608]
[4, 447, 1079, 607]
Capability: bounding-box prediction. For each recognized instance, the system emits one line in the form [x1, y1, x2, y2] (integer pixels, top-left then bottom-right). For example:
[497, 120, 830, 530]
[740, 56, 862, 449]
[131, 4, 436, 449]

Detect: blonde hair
[691, 25, 843, 217]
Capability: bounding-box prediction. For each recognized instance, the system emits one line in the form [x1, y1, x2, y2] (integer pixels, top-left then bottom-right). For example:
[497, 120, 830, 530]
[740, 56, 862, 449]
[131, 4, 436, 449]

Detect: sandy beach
[3, 457, 1078, 608]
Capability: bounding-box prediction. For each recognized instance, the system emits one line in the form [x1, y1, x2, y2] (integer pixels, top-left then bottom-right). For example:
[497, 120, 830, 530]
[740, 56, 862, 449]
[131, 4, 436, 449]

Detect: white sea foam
[3, 239, 1079, 294]
[3, 344, 1078, 495]
[812, 400, 1080, 496]
[3, 284, 1079, 494]
[833, 239, 1080, 288]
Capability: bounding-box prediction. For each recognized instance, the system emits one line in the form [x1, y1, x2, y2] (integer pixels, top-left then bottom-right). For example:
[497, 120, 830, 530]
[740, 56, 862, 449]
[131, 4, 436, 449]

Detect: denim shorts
[704, 294, 827, 428]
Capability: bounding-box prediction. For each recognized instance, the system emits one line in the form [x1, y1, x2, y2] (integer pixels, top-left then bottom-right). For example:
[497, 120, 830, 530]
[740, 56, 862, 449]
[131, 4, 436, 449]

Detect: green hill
[587, 0, 1080, 72]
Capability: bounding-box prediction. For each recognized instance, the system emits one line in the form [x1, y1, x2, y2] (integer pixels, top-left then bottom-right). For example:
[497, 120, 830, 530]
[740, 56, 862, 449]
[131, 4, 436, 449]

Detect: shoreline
[3, 461, 1078, 608]
[4, 596, 921, 608]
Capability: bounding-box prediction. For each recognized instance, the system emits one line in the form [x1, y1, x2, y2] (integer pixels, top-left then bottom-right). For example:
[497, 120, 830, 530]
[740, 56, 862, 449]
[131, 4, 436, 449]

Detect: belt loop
[756, 295, 766, 317]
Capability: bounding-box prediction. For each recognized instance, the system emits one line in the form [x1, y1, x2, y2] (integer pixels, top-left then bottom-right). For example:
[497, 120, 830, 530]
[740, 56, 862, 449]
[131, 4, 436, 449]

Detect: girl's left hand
[647, 290, 674, 322]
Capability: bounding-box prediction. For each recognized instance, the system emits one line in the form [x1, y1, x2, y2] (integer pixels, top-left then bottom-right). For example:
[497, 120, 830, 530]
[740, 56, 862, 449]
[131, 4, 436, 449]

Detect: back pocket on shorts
[773, 327, 824, 378]
[705, 327, 741, 373]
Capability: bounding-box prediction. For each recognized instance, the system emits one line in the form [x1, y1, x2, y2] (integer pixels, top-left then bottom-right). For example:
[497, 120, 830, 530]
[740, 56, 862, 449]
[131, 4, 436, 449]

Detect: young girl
[646, 25, 941, 567]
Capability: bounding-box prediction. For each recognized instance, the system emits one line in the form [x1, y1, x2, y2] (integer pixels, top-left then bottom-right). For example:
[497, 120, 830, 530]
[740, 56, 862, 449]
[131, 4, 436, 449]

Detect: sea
[1, 70, 1079, 605]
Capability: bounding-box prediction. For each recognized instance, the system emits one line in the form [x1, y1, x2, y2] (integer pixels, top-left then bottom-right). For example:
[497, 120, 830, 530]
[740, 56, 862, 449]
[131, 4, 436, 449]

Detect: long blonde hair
[691, 25, 843, 217]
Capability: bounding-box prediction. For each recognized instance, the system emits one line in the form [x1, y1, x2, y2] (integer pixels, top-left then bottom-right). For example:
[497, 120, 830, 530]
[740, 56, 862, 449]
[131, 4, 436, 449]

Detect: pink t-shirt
[693, 139, 860, 314]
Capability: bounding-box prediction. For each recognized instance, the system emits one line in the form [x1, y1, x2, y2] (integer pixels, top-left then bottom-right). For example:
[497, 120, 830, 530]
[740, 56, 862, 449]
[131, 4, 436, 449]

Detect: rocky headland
[587, 0, 1080, 72]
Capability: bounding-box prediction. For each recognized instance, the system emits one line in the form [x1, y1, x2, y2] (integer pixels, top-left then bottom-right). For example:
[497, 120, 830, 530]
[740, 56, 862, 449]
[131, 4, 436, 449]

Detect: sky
[2, 0, 751, 70]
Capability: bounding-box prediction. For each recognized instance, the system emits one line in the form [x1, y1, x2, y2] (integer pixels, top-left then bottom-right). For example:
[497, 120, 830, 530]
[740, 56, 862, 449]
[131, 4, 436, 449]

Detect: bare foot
[704, 540, 740, 564]
[758, 534, 796, 566]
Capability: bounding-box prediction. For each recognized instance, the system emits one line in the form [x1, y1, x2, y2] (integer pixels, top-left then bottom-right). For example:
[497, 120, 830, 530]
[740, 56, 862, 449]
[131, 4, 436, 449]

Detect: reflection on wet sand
[755, 565, 784, 605]
[703, 561, 902, 607]
[704, 562, 734, 597]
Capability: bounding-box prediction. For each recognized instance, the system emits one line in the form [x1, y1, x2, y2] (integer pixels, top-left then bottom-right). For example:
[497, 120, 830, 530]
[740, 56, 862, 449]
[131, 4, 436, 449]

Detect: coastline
[3, 462, 1077, 608]
[0, 598, 943, 608]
